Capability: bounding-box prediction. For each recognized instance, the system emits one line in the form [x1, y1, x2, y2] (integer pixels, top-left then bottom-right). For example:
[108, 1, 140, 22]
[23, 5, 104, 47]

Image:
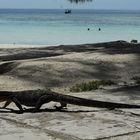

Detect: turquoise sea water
[0, 9, 140, 45]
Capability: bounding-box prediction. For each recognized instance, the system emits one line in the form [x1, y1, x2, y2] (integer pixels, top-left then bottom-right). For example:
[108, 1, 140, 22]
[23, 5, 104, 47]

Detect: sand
[0, 40, 140, 140]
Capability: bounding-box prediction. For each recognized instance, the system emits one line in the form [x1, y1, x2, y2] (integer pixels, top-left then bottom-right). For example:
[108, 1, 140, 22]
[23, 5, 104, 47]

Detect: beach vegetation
[70, 80, 115, 92]
[132, 76, 140, 84]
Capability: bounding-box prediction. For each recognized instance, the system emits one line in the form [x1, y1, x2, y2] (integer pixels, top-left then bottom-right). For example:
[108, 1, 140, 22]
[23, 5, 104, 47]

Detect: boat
[65, 9, 72, 14]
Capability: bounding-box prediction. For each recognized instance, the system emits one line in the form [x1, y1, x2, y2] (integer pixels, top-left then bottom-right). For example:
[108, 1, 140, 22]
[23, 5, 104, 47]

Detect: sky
[0, 0, 139, 10]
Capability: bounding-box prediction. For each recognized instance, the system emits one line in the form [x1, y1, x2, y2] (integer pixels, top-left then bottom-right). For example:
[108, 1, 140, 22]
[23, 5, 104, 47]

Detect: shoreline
[0, 44, 53, 49]
[0, 40, 139, 49]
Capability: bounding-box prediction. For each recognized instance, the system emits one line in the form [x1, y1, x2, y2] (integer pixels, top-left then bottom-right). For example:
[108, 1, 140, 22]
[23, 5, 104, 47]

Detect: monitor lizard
[0, 89, 140, 113]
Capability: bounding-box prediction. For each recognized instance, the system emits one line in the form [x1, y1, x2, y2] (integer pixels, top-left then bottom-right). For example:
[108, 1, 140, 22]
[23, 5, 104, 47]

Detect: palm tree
[68, 0, 92, 3]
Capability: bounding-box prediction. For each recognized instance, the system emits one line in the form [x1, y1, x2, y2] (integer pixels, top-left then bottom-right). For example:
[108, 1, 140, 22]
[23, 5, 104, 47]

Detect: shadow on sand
[0, 107, 99, 114]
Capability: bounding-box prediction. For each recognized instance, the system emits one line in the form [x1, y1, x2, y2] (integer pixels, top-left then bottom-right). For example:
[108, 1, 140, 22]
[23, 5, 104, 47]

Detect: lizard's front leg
[12, 97, 24, 113]
[2, 100, 12, 108]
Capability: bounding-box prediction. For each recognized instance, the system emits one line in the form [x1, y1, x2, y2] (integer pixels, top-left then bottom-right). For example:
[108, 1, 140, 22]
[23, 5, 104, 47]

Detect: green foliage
[70, 80, 115, 92]
[132, 76, 140, 84]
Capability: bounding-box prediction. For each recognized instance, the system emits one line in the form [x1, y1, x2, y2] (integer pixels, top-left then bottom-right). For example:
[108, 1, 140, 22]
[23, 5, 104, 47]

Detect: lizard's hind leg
[60, 102, 67, 108]
[33, 95, 52, 112]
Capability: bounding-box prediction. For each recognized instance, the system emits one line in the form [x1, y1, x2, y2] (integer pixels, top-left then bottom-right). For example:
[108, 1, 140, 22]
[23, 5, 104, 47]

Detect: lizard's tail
[56, 94, 140, 109]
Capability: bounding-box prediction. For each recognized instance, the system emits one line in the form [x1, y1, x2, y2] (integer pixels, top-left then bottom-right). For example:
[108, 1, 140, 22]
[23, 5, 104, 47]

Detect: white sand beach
[0, 40, 140, 140]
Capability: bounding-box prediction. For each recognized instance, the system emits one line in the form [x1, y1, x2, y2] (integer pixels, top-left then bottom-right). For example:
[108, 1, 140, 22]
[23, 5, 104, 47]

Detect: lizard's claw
[12, 110, 24, 114]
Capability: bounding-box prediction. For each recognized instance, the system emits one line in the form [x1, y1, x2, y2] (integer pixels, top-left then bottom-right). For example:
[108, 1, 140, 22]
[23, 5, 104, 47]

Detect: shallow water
[0, 9, 140, 45]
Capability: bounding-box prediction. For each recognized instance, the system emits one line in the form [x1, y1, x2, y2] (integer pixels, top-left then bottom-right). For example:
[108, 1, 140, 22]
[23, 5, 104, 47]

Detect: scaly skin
[0, 89, 140, 113]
